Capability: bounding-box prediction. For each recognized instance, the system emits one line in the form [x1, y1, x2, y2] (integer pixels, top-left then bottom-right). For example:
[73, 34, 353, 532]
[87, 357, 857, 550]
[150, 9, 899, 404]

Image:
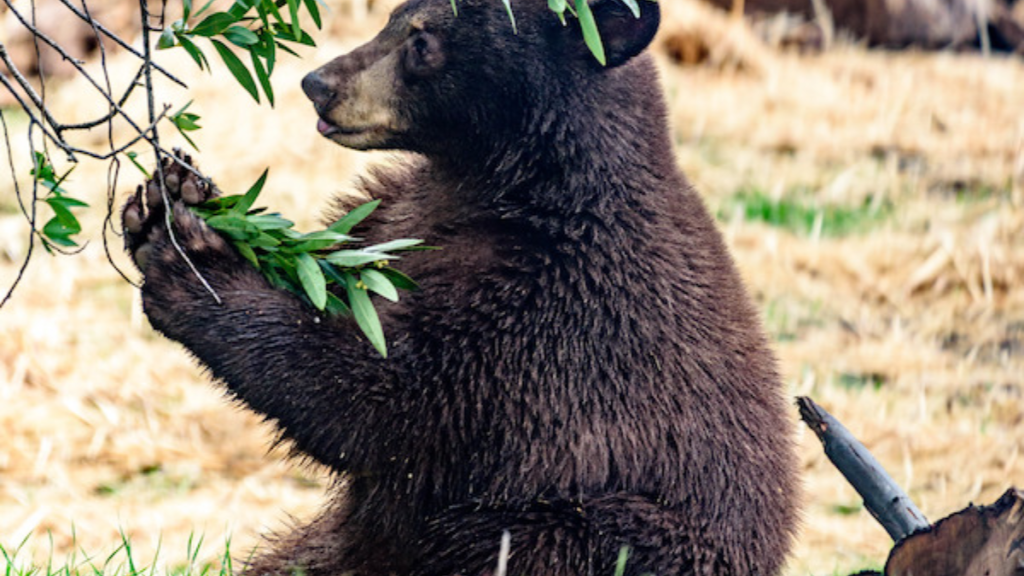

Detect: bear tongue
[317, 118, 336, 136]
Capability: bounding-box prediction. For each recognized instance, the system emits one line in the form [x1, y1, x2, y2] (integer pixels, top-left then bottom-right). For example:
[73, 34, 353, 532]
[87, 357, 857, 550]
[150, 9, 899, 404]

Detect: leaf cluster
[190, 171, 428, 357]
[156, 0, 324, 106]
[30, 152, 89, 253]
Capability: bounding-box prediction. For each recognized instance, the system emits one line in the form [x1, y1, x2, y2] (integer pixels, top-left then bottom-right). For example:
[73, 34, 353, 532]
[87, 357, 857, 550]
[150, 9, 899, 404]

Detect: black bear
[122, 0, 800, 574]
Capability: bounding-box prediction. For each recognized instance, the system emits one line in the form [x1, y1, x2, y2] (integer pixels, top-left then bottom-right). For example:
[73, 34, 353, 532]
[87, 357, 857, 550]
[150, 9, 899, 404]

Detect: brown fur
[123, 1, 800, 574]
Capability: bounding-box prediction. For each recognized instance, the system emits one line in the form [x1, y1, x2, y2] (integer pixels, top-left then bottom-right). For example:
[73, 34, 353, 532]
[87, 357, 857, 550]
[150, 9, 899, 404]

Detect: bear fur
[122, 0, 800, 574]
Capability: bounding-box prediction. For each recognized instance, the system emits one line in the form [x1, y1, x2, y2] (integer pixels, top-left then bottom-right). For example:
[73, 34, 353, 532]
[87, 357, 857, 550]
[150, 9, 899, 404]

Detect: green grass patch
[717, 187, 891, 237]
[0, 531, 240, 576]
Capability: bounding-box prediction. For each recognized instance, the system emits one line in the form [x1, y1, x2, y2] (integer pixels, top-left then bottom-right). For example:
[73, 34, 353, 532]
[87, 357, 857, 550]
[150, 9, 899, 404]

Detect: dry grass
[1, 1, 1022, 574]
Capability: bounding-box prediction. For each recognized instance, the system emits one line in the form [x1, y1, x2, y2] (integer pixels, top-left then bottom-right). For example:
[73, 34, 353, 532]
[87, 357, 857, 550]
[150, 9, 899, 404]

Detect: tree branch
[796, 396, 930, 542]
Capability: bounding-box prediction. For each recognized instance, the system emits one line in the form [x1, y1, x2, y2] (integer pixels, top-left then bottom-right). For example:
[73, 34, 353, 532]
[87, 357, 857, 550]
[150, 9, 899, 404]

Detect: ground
[0, 1, 1021, 574]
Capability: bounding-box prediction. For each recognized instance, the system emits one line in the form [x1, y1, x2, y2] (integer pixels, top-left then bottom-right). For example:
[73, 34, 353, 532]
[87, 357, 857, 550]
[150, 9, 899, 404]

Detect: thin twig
[0, 69, 171, 160]
[1, 2, 173, 150]
[60, 66, 146, 131]
[0, 113, 37, 308]
[140, 0, 221, 305]
[47, 0, 188, 88]
[88, 0, 140, 289]
[0, 44, 71, 157]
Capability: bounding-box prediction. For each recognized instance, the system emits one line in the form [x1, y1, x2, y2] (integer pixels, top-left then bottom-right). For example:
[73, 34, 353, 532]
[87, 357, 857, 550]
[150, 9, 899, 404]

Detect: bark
[797, 396, 929, 542]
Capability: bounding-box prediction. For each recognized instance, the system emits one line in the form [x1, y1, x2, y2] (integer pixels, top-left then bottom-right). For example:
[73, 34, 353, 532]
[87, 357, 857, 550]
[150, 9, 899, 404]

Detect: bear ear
[581, 0, 661, 68]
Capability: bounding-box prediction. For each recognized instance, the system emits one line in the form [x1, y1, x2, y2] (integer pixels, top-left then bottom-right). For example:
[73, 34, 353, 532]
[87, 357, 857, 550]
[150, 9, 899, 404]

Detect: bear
[121, 0, 800, 574]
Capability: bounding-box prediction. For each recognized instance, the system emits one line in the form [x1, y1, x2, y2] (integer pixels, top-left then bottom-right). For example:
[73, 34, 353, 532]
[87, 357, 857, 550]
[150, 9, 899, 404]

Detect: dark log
[884, 488, 1024, 576]
[796, 396, 929, 541]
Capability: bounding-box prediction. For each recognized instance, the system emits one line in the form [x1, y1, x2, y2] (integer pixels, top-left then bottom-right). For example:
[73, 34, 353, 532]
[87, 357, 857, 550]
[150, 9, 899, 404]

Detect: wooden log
[885, 488, 1024, 576]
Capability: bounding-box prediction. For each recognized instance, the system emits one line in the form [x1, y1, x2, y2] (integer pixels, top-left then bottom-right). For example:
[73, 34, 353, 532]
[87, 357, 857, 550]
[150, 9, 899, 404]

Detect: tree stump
[885, 488, 1024, 576]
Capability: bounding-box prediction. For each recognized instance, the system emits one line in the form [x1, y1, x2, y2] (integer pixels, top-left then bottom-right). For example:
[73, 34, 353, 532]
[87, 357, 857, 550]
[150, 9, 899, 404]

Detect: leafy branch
[190, 172, 429, 357]
[29, 152, 90, 254]
[156, 0, 324, 106]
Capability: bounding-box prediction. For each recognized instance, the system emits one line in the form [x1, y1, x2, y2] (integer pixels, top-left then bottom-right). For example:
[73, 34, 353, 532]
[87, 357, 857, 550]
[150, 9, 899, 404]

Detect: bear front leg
[122, 152, 402, 472]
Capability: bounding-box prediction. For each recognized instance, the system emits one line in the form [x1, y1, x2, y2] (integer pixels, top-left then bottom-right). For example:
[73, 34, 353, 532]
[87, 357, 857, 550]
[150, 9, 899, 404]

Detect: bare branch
[797, 396, 930, 542]
[0, 113, 39, 309]
[2, 0, 182, 156]
[48, 0, 188, 88]
[0, 44, 72, 157]
[60, 65, 147, 131]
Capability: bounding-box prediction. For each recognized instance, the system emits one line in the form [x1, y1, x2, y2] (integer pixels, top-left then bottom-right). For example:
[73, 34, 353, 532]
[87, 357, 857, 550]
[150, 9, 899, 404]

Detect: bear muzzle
[301, 71, 334, 114]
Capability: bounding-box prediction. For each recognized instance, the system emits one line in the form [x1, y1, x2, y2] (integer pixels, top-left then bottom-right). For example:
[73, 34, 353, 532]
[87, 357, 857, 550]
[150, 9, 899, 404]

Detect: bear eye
[403, 30, 444, 78]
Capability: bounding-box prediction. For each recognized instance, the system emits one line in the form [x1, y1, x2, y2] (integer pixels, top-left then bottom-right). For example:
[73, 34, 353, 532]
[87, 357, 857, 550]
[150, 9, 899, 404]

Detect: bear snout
[301, 71, 334, 112]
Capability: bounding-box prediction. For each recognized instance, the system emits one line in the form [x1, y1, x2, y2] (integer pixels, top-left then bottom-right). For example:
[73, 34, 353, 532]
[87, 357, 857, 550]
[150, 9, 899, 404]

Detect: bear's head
[300, 0, 660, 155]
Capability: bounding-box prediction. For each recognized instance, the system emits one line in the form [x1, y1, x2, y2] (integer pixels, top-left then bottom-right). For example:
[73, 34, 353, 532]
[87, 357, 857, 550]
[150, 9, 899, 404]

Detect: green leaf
[360, 269, 398, 302]
[254, 30, 277, 73]
[40, 229, 78, 248]
[224, 25, 259, 47]
[377, 267, 419, 291]
[211, 39, 260, 102]
[50, 162, 76, 189]
[501, 0, 518, 33]
[183, 0, 193, 21]
[251, 52, 275, 107]
[548, 0, 567, 14]
[193, 0, 218, 19]
[44, 199, 82, 229]
[365, 238, 423, 253]
[260, 0, 286, 27]
[247, 213, 294, 230]
[30, 152, 54, 181]
[177, 34, 209, 70]
[575, 0, 606, 65]
[614, 546, 630, 576]
[328, 199, 380, 234]
[324, 291, 350, 315]
[192, 12, 237, 36]
[171, 102, 202, 133]
[248, 232, 282, 248]
[47, 195, 89, 209]
[196, 194, 242, 211]
[620, 0, 640, 18]
[318, 259, 348, 286]
[284, 230, 353, 252]
[324, 250, 395, 268]
[42, 217, 81, 241]
[302, 0, 322, 28]
[286, 0, 301, 40]
[232, 168, 269, 215]
[346, 272, 387, 357]
[235, 241, 260, 267]
[296, 252, 327, 310]
[157, 27, 177, 49]
[126, 152, 151, 179]
[270, 23, 314, 46]
[204, 214, 260, 239]
[227, 0, 259, 19]
[173, 113, 202, 132]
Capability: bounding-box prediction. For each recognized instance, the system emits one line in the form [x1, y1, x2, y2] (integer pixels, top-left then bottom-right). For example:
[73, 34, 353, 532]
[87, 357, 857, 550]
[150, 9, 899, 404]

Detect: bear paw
[122, 149, 228, 271]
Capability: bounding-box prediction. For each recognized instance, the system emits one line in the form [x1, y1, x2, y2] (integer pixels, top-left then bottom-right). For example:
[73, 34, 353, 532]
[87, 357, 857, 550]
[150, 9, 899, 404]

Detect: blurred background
[0, 0, 1022, 573]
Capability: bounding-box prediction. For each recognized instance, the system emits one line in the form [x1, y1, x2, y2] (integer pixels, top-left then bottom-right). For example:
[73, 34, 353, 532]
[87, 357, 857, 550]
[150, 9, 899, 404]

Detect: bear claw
[123, 149, 220, 271]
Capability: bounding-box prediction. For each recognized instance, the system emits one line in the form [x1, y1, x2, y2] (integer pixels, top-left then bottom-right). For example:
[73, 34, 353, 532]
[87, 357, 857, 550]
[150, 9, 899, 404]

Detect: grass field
[1, 1, 1022, 574]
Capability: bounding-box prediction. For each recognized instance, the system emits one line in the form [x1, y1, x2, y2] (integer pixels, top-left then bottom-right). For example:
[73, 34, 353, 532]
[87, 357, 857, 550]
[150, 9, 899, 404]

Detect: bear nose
[301, 72, 334, 110]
